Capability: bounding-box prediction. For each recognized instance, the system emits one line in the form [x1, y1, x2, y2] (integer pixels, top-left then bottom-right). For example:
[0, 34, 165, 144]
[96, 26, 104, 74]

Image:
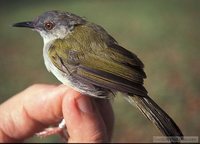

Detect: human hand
[0, 84, 114, 142]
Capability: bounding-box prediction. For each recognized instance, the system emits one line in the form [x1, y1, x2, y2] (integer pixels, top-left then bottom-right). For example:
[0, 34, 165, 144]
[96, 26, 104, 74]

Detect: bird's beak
[13, 21, 34, 28]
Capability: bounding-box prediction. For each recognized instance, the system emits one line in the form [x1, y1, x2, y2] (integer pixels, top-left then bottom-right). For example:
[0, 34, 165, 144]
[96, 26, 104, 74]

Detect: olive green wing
[74, 44, 147, 96]
[48, 25, 147, 96]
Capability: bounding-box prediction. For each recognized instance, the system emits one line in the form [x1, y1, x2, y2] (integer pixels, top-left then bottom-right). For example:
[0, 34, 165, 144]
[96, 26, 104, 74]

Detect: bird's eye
[44, 21, 54, 30]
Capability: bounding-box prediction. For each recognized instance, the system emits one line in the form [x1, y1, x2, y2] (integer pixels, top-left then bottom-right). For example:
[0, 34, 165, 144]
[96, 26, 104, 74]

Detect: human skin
[0, 84, 114, 143]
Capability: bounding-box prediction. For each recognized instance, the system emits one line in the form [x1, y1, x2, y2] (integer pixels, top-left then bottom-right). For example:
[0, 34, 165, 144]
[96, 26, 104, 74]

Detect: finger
[95, 98, 114, 141]
[62, 91, 108, 143]
[0, 84, 68, 142]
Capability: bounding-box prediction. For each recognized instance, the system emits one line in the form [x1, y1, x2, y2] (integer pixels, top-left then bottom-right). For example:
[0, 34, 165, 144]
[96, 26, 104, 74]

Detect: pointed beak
[13, 21, 34, 28]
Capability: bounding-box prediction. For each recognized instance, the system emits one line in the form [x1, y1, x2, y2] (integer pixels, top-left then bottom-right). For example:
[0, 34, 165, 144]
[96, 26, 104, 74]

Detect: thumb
[62, 89, 108, 143]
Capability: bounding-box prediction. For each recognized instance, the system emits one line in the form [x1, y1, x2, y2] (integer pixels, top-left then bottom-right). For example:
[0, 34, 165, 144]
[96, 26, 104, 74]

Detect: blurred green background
[0, 0, 200, 143]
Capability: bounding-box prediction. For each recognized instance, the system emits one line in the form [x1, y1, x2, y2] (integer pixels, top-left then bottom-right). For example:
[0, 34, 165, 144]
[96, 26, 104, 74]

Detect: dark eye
[44, 21, 54, 30]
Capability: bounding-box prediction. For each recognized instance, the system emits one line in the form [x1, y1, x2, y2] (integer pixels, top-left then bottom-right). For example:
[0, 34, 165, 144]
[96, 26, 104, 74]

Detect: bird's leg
[36, 119, 68, 141]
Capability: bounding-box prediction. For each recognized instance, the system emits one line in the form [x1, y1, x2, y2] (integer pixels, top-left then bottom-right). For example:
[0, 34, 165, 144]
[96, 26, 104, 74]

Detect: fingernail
[76, 96, 94, 113]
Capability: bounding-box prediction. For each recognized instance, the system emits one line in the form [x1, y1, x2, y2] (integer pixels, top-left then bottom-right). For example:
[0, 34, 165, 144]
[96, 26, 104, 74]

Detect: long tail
[126, 95, 183, 141]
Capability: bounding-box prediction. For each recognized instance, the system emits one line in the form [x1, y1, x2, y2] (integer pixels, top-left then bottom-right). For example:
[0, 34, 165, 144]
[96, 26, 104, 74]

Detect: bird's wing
[48, 24, 147, 96]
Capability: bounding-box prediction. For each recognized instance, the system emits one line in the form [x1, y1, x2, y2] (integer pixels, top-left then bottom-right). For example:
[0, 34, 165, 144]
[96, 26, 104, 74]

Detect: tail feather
[126, 95, 183, 139]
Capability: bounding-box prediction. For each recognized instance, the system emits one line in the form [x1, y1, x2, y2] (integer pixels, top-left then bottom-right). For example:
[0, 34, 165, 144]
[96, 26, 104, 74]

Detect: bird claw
[36, 127, 63, 137]
[36, 119, 69, 141]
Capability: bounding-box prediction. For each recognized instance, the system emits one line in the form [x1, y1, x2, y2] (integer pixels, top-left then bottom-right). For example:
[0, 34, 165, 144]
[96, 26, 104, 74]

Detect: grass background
[0, 0, 199, 142]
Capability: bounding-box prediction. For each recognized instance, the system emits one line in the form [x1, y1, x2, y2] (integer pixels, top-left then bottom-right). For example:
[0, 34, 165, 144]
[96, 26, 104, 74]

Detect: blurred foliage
[0, 0, 200, 143]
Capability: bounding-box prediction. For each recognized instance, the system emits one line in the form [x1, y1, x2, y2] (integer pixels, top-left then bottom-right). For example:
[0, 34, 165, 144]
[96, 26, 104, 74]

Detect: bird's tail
[125, 95, 183, 142]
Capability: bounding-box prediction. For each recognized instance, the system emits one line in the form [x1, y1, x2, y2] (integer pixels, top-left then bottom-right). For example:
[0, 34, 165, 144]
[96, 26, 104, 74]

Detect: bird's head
[13, 10, 86, 43]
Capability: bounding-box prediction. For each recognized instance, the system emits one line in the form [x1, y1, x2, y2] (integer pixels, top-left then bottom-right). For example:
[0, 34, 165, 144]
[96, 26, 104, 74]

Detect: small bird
[13, 10, 183, 142]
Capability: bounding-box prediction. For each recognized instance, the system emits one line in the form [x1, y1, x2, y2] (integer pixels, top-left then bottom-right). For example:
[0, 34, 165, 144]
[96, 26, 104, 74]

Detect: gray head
[13, 10, 86, 43]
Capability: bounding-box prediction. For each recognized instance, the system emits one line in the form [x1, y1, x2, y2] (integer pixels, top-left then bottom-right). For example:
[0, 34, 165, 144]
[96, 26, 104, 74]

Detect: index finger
[0, 84, 69, 142]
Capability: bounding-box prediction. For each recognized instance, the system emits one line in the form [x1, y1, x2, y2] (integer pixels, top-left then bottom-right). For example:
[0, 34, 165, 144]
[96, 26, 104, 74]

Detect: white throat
[39, 26, 70, 45]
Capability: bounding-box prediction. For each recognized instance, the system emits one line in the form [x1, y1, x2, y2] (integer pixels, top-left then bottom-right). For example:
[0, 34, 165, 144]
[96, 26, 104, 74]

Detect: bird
[13, 10, 183, 142]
